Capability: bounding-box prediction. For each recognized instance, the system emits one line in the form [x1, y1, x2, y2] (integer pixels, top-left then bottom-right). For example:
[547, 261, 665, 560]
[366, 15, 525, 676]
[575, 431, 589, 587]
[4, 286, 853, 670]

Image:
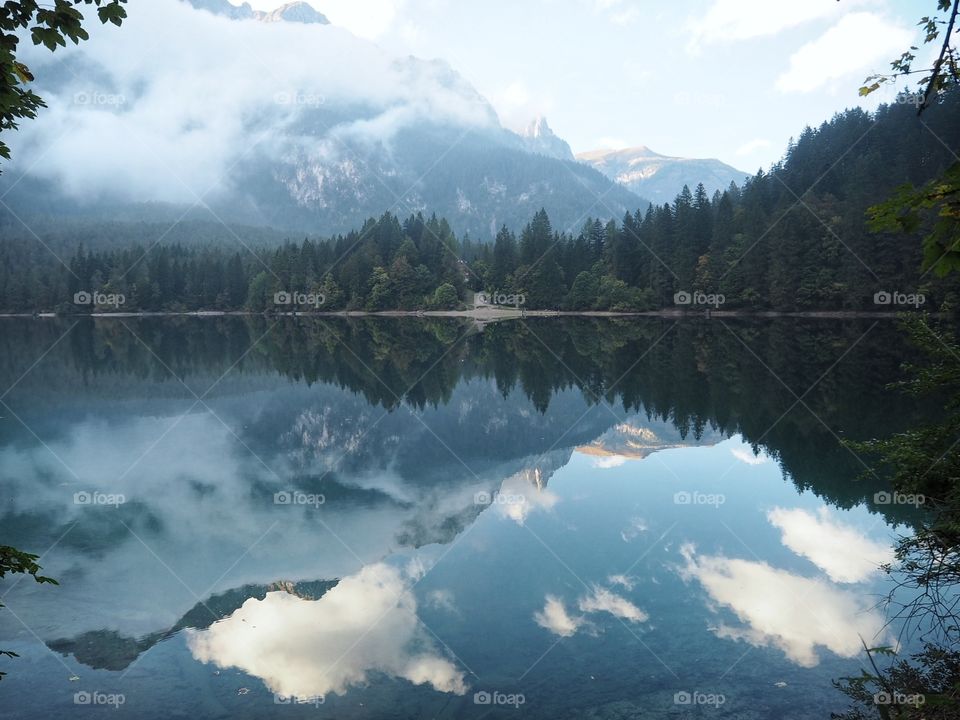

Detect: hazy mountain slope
[0, 0, 646, 240]
[577, 145, 749, 203]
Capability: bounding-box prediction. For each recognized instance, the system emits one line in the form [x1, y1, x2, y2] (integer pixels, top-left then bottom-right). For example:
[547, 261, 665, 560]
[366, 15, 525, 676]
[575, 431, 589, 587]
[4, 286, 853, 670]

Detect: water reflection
[0, 317, 932, 718]
[767, 506, 893, 583]
[534, 586, 648, 638]
[187, 563, 468, 699]
[679, 542, 889, 668]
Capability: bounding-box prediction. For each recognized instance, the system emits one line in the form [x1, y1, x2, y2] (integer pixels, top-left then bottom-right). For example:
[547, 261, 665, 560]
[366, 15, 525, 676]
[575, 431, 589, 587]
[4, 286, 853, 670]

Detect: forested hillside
[2, 91, 958, 313]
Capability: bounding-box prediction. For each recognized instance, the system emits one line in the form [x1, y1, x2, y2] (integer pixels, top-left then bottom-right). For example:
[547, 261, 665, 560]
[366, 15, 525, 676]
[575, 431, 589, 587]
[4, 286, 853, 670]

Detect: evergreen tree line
[1, 92, 959, 314]
[0, 315, 931, 526]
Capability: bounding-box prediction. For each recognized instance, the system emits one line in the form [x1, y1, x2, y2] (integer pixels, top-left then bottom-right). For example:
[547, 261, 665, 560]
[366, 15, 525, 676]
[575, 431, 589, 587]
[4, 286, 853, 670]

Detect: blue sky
[239, 0, 932, 172]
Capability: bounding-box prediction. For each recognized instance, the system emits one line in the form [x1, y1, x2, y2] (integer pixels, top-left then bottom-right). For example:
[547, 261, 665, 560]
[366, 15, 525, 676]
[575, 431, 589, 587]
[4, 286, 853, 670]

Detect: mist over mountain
[0, 0, 646, 240]
[577, 145, 748, 203]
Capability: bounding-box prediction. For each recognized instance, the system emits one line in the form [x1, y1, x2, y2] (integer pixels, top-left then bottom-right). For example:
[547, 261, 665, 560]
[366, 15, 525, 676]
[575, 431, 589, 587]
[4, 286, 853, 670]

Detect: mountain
[188, 0, 330, 24]
[1, 0, 646, 241]
[577, 145, 748, 204]
[48, 579, 339, 671]
[577, 420, 723, 460]
[256, 1, 330, 24]
[518, 116, 575, 161]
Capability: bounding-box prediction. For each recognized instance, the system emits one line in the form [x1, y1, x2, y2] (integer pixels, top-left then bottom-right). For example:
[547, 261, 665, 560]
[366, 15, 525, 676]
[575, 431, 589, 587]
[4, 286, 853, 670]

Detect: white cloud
[688, 0, 850, 51]
[187, 563, 467, 698]
[397, 19, 425, 47]
[679, 544, 888, 667]
[534, 595, 583, 637]
[426, 589, 458, 613]
[535, 584, 647, 636]
[499, 80, 531, 107]
[13, 0, 495, 203]
[238, 0, 405, 39]
[578, 586, 648, 623]
[490, 79, 556, 133]
[493, 471, 559, 525]
[768, 506, 893, 583]
[593, 455, 627, 469]
[735, 138, 772, 157]
[730, 446, 770, 465]
[620, 516, 648, 542]
[607, 573, 634, 590]
[0, 408, 538, 639]
[776, 12, 914, 94]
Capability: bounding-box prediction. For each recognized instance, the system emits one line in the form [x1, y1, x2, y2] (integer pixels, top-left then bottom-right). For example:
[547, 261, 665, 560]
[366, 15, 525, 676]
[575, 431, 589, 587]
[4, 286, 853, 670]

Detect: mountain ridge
[3, 0, 647, 240]
[577, 145, 748, 203]
[187, 0, 330, 24]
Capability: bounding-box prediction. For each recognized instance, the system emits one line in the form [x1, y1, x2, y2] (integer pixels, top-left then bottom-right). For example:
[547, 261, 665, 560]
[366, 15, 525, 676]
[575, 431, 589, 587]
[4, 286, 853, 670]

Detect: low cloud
[768, 506, 893, 583]
[187, 562, 467, 698]
[730, 446, 770, 465]
[607, 573, 634, 590]
[493, 471, 559, 525]
[12, 0, 495, 204]
[535, 584, 647, 637]
[593, 455, 627, 469]
[534, 595, 583, 637]
[679, 543, 888, 667]
[577, 586, 648, 623]
[426, 589, 458, 613]
[620, 516, 648, 542]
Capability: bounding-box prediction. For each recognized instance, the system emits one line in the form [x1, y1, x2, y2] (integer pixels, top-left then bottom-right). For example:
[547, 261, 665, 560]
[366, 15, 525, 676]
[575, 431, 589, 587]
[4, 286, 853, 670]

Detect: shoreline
[0, 309, 923, 320]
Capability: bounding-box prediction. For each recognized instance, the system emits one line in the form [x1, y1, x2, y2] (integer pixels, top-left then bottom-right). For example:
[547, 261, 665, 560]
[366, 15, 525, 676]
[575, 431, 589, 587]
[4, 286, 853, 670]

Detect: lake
[0, 317, 930, 718]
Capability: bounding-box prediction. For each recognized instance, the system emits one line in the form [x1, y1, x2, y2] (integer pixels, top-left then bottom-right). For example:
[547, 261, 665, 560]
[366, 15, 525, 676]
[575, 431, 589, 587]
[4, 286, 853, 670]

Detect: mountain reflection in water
[0, 317, 930, 719]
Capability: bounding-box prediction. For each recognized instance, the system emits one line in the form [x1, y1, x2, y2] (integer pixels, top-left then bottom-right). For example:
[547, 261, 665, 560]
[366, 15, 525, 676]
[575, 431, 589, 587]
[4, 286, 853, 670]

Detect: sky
[237, 0, 930, 172]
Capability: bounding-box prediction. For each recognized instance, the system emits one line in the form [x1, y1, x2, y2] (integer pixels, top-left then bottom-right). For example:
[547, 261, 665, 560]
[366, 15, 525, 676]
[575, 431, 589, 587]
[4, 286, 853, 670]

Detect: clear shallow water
[0, 317, 929, 718]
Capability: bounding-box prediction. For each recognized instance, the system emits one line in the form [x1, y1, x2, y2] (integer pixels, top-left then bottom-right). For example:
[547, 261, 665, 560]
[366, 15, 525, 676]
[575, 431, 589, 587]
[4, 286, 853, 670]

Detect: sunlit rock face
[577, 420, 724, 462]
[187, 563, 467, 698]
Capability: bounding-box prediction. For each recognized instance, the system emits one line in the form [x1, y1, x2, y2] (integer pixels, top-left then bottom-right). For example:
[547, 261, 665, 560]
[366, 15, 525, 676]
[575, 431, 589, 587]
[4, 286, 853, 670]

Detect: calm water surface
[0, 317, 931, 718]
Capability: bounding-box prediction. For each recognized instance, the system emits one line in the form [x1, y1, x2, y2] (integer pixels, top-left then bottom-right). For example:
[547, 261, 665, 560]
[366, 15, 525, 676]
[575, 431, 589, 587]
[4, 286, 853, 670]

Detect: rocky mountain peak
[186, 0, 329, 24]
[522, 116, 553, 140]
[259, 1, 329, 24]
[518, 115, 575, 162]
